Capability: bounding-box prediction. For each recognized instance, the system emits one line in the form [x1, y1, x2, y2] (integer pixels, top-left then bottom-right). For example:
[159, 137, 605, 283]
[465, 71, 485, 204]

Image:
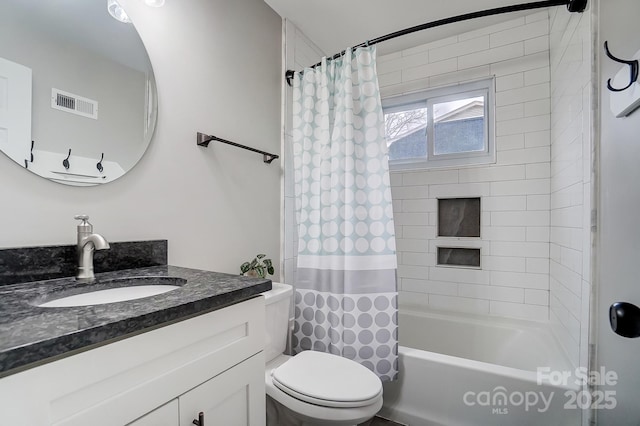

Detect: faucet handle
[74, 215, 93, 234]
[74, 214, 90, 223]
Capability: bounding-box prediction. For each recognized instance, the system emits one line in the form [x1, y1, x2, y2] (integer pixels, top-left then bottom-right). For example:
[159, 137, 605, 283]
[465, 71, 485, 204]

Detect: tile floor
[358, 416, 405, 426]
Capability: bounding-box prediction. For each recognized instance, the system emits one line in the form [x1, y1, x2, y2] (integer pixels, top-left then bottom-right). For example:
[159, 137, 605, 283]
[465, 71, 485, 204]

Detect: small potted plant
[240, 254, 274, 278]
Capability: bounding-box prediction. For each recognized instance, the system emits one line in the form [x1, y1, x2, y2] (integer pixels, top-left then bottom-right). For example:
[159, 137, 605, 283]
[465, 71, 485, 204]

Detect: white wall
[548, 5, 593, 369]
[0, 0, 282, 277]
[378, 13, 552, 321]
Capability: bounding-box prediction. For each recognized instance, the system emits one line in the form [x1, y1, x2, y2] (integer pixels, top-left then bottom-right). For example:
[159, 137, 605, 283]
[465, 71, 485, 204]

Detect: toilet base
[267, 395, 364, 426]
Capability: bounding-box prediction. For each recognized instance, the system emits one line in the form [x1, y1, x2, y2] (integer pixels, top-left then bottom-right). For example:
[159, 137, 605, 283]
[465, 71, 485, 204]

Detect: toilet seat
[270, 351, 383, 408]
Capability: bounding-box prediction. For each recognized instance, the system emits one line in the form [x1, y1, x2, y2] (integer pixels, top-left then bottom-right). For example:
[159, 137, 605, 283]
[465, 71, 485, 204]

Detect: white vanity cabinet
[0, 296, 266, 426]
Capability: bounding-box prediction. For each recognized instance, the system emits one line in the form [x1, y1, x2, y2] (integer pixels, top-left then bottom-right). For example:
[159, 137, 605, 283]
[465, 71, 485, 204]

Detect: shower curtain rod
[285, 0, 587, 86]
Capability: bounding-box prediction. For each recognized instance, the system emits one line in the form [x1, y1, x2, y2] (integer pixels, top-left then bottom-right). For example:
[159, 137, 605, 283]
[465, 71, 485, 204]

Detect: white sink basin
[36, 277, 185, 308]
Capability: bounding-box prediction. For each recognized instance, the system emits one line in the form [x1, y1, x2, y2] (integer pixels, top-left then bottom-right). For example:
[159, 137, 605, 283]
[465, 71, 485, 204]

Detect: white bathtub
[379, 309, 581, 426]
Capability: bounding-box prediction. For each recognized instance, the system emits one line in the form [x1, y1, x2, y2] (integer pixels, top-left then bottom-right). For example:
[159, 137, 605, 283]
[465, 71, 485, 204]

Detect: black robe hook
[604, 41, 639, 92]
[30, 140, 34, 163]
[96, 153, 104, 173]
[63, 149, 71, 170]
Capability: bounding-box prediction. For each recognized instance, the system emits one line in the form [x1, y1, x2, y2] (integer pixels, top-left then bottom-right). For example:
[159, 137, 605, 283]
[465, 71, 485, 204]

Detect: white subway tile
[402, 199, 435, 212]
[459, 43, 524, 69]
[392, 199, 403, 214]
[391, 185, 430, 199]
[429, 36, 490, 63]
[496, 134, 525, 151]
[492, 241, 549, 258]
[459, 165, 525, 183]
[525, 289, 550, 305]
[380, 83, 408, 98]
[430, 267, 491, 285]
[402, 58, 458, 82]
[526, 163, 551, 179]
[482, 255, 527, 272]
[550, 278, 582, 321]
[525, 100, 551, 117]
[527, 194, 551, 210]
[497, 104, 525, 121]
[378, 71, 402, 87]
[390, 172, 403, 186]
[490, 20, 549, 48]
[498, 147, 550, 166]
[398, 264, 430, 279]
[378, 51, 402, 63]
[491, 178, 550, 196]
[526, 11, 549, 24]
[549, 310, 580, 367]
[525, 67, 551, 86]
[459, 283, 525, 302]
[403, 278, 458, 295]
[492, 211, 550, 227]
[401, 52, 429, 69]
[490, 301, 549, 320]
[496, 83, 550, 106]
[527, 258, 550, 274]
[496, 73, 524, 92]
[550, 260, 582, 296]
[396, 238, 429, 253]
[459, 16, 525, 41]
[526, 226, 550, 242]
[403, 225, 436, 239]
[428, 66, 491, 88]
[550, 293, 581, 343]
[393, 212, 429, 226]
[402, 170, 459, 186]
[491, 52, 549, 76]
[497, 115, 550, 136]
[482, 226, 526, 241]
[429, 182, 491, 198]
[525, 130, 551, 147]
[402, 36, 459, 56]
[429, 294, 490, 315]
[482, 195, 527, 211]
[402, 251, 435, 266]
[525, 35, 550, 55]
[398, 291, 429, 309]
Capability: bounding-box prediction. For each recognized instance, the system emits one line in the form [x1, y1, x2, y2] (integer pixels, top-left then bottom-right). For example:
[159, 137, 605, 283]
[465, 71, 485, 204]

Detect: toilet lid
[271, 351, 383, 408]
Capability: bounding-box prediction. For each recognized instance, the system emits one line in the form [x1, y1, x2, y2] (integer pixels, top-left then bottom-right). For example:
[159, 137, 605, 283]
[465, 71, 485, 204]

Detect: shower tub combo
[379, 308, 581, 426]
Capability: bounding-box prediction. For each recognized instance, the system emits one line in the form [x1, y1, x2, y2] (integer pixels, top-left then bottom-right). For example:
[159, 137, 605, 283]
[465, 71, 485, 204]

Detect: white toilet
[262, 282, 383, 426]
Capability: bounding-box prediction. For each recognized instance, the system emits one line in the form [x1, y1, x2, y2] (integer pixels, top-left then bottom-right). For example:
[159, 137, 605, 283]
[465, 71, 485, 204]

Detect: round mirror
[0, 0, 157, 186]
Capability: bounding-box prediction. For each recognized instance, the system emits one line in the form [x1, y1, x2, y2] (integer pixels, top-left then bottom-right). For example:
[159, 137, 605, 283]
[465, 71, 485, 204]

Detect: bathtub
[378, 309, 582, 426]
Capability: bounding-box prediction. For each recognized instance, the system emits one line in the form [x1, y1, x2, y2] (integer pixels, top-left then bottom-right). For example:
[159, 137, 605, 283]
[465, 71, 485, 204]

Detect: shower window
[382, 78, 495, 170]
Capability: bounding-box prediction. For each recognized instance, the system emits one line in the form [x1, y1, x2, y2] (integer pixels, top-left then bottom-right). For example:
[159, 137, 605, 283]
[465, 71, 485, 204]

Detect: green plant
[240, 254, 274, 278]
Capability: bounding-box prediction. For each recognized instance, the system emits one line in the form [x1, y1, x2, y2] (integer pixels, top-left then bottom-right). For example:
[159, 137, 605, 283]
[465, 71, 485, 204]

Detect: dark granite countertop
[0, 265, 271, 376]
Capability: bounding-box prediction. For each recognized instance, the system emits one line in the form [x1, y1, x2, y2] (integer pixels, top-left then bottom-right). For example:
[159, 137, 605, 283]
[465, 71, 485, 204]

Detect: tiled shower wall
[548, 7, 593, 369]
[282, 11, 593, 353]
[378, 12, 553, 321]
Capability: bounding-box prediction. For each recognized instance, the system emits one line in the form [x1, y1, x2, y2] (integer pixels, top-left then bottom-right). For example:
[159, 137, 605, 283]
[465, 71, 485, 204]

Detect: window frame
[382, 78, 496, 170]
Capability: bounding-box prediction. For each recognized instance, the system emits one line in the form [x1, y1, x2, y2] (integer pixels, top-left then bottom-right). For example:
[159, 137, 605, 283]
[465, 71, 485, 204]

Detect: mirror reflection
[0, 0, 157, 186]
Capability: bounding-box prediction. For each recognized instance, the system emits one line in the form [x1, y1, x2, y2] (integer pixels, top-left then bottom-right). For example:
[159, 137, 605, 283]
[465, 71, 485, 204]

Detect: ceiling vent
[51, 88, 98, 120]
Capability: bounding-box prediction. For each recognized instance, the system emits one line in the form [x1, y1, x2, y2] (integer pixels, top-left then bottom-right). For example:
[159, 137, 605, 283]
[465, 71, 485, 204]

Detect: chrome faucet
[74, 215, 110, 281]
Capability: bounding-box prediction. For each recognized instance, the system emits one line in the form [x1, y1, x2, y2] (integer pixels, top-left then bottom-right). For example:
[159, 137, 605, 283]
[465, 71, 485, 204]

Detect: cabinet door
[127, 399, 178, 426]
[180, 352, 265, 426]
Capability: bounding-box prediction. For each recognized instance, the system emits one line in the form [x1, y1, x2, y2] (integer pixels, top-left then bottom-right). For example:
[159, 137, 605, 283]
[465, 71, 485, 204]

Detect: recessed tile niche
[437, 197, 481, 268]
[437, 247, 481, 268]
[437, 197, 481, 237]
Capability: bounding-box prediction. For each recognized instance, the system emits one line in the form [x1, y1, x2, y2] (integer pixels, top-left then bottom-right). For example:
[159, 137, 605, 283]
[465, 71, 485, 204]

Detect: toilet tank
[262, 282, 293, 363]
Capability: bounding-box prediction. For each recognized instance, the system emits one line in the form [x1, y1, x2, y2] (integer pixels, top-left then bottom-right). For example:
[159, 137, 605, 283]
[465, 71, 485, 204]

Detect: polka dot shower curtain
[291, 46, 398, 381]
